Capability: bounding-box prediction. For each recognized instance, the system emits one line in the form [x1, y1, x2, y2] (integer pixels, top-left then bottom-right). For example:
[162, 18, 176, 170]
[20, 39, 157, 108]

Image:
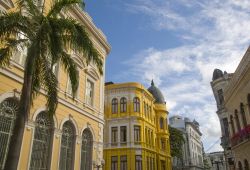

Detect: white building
[204, 151, 227, 170]
[170, 115, 204, 170]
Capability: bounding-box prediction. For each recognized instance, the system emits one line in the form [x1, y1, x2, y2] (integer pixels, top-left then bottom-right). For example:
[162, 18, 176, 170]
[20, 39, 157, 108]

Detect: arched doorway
[29, 111, 54, 170]
[0, 98, 19, 169]
[59, 121, 75, 170]
[239, 161, 243, 170]
[80, 128, 93, 170]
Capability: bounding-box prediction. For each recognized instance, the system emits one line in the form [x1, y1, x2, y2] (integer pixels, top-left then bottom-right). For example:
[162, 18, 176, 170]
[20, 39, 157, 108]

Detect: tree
[0, 0, 102, 169]
[169, 126, 185, 158]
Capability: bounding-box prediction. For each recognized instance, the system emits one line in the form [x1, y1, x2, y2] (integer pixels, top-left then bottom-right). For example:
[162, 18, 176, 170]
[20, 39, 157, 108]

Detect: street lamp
[93, 159, 105, 170]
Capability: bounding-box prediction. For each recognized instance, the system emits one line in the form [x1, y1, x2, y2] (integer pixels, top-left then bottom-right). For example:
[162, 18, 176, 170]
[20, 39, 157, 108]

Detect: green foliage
[0, 0, 102, 116]
[169, 126, 185, 158]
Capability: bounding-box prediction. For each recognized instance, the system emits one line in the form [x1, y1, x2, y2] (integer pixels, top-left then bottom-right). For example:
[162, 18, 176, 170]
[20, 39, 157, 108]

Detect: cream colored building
[211, 47, 250, 170]
[0, 0, 111, 169]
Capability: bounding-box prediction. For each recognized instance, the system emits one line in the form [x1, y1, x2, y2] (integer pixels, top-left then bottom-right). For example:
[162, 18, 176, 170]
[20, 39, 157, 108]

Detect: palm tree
[0, 0, 102, 169]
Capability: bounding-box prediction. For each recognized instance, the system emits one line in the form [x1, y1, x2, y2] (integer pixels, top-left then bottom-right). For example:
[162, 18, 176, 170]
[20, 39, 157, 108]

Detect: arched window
[0, 98, 19, 169]
[59, 121, 75, 170]
[81, 129, 93, 170]
[30, 112, 53, 170]
[244, 159, 249, 170]
[112, 98, 118, 114]
[160, 117, 164, 129]
[120, 97, 127, 113]
[230, 115, 235, 135]
[239, 161, 243, 170]
[235, 110, 241, 132]
[240, 103, 247, 127]
[133, 97, 140, 112]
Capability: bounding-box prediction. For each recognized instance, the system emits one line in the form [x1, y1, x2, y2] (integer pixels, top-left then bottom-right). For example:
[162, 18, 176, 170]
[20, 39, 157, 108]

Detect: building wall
[214, 47, 250, 170]
[0, 0, 110, 169]
[170, 116, 204, 170]
[103, 82, 171, 170]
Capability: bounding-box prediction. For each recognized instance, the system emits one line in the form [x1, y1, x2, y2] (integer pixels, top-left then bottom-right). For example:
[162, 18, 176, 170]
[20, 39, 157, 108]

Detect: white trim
[25, 121, 35, 170]
[31, 107, 58, 129]
[0, 91, 20, 103]
[59, 116, 79, 135]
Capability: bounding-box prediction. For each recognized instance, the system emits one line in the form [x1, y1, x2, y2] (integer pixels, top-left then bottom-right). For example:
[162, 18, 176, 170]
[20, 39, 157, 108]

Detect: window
[81, 129, 93, 170]
[248, 94, 250, 115]
[147, 156, 150, 170]
[222, 118, 229, 137]
[67, 70, 79, 97]
[86, 79, 94, 105]
[230, 115, 235, 134]
[134, 125, 141, 142]
[135, 155, 142, 170]
[239, 161, 243, 170]
[161, 138, 166, 150]
[133, 97, 140, 112]
[160, 117, 164, 129]
[235, 110, 241, 132]
[111, 156, 118, 170]
[59, 121, 75, 170]
[120, 155, 127, 170]
[30, 112, 53, 170]
[217, 89, 224, 104]
[52, 63, 59, 79]
[244, 159, 249, 170]
[112, 98, 118, 114]
[144, 102, 146, 116]
[111, 127, 118, 144]
[0, 98, 19, 169]
[161, 161, 166, 170]
[11, 34, 27, 67]
[240, 103, 247, 127]
[120, 126, 127, 143]
[120, 97, 127, 113]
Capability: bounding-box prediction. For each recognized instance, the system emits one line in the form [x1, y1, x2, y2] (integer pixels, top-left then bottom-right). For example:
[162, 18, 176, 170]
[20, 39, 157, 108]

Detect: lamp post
[93, 159, 105, 170]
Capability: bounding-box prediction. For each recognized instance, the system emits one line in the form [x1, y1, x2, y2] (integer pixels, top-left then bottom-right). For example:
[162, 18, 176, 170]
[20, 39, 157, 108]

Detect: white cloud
[124, 0, 250, 152]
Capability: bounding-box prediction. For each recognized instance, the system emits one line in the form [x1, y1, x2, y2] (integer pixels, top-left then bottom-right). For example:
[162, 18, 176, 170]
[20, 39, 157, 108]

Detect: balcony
[231, 124, 250, 147]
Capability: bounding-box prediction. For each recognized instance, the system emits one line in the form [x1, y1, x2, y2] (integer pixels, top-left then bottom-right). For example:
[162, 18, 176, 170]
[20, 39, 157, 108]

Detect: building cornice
[71, 6, 111, 55]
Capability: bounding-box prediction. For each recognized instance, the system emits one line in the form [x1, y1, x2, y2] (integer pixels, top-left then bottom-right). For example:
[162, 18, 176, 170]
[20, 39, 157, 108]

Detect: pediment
[0, 0, 15, 10]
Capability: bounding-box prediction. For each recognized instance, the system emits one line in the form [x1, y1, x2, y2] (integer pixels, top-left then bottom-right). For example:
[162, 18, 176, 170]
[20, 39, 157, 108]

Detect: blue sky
[85, 0, 250, 152]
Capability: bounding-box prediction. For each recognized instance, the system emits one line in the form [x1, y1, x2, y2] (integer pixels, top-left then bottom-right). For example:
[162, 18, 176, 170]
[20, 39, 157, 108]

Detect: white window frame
[85, 78, 94, 106]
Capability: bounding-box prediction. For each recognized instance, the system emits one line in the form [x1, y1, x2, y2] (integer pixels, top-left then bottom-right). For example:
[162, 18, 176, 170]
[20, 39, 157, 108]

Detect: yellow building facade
[0, 0, 110, 169]
[103, 81, 171, 170]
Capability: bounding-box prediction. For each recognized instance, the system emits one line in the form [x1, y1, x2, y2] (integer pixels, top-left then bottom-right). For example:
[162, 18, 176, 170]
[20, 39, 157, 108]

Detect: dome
[147, 80, 165, 104]
[212, 69, 223, 81]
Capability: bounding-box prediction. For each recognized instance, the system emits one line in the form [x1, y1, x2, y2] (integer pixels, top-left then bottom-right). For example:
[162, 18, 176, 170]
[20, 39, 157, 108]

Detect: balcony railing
[231, 124, 250, 147]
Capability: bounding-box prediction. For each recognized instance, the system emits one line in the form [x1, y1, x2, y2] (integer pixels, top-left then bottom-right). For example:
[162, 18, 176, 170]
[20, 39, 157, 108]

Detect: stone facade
[211, 47, 250, 170]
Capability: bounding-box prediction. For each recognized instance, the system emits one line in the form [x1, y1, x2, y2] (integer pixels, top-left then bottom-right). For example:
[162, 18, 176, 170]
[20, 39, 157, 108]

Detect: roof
[212, 69, 223, 81]
[147, 80, 165, 104]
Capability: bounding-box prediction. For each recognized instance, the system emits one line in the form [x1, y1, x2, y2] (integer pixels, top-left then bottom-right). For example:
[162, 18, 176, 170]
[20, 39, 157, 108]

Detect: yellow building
[103, 81, 171, 170]
[0, 0, 110, 169]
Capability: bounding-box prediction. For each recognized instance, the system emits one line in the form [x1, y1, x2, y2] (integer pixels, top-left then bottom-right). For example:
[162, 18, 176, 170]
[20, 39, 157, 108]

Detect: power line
[205, 138, 221, 153]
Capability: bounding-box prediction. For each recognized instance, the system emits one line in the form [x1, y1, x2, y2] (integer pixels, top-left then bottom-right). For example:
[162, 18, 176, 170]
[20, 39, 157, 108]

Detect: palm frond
[0, 38, 28, 66]
[16, 0, 40, 17]
[0, 12, 32, 40]
[47, 0, 82, 17]
[48, 17, 103, 74]
[60, 51, 78, 98]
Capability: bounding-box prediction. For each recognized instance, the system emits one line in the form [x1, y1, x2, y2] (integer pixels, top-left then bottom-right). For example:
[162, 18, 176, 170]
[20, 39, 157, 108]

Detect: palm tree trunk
[4, 63, 34, 170]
